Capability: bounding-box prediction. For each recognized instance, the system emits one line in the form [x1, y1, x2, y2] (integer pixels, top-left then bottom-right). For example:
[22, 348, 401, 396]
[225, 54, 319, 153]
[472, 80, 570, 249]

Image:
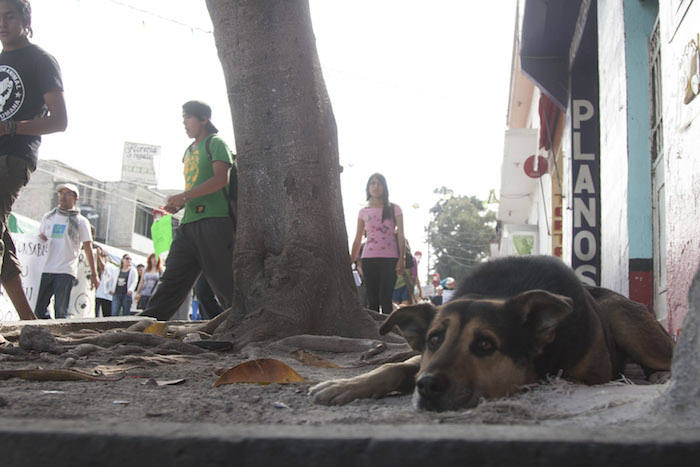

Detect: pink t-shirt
[359, 205, 402, 259]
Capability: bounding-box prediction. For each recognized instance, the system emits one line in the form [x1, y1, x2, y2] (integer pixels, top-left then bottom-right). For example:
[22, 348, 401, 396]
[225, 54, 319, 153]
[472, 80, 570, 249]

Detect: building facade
[498, 0, 700, 334]
[13, 159, 180, 257]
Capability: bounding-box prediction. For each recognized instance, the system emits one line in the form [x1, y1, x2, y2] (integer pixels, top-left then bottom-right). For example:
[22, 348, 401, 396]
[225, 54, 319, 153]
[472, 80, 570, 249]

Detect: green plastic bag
[151, 214, 173, 258]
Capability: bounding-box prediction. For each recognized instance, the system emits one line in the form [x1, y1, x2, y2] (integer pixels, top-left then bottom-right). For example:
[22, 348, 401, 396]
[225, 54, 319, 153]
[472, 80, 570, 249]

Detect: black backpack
[204, 135, 238, 229]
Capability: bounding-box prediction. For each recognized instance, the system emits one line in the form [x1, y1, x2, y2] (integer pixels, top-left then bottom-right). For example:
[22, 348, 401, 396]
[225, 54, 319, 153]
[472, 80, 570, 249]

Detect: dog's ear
[508, 290, 573, 354]
[379, 303, 436, 352]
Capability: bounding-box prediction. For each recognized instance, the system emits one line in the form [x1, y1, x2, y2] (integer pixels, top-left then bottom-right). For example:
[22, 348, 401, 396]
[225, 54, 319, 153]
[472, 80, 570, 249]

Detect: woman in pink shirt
[350, 173, 406, 313]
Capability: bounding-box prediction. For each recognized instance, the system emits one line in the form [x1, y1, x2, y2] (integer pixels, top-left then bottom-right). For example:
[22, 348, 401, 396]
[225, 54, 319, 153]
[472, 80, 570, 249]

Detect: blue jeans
[111, 292, 133, 316]
[35, 273, 75, 319]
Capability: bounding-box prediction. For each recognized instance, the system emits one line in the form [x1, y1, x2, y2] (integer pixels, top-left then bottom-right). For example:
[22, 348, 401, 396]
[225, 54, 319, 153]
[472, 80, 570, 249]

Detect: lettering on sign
[571, 97, 601, 286]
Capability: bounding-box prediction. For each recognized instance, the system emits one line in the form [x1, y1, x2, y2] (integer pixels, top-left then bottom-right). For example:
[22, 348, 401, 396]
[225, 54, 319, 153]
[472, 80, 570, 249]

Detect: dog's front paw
[309, 378, 372, 406]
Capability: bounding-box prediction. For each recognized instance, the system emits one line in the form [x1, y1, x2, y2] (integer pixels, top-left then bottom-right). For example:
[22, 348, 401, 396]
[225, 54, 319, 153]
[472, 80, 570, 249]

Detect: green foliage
[426, 187, 496, 284]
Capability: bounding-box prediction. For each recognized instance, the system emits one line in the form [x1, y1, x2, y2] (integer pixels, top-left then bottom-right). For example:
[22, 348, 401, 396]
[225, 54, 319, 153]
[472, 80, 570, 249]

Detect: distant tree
[205, 0, 379, 348]
[426, 187, 496, 283]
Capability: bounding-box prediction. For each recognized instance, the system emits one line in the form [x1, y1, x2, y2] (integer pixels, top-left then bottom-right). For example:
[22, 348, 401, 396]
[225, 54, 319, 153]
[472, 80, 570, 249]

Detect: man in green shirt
[141, 101, 235, 321]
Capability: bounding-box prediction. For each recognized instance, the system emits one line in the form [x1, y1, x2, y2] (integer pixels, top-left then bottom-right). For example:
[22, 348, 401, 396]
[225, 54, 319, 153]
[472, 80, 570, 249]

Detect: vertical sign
[570, 69, 601, 285]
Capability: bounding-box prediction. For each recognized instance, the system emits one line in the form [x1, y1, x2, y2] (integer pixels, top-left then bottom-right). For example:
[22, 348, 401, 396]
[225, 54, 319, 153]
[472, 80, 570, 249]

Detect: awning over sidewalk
[520, 0, 583, 110]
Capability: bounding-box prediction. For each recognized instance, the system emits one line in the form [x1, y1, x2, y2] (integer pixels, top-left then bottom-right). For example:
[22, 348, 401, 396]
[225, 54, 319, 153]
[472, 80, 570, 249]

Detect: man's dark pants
[0, 155, 33, 286]
[141, 217, 234, 321]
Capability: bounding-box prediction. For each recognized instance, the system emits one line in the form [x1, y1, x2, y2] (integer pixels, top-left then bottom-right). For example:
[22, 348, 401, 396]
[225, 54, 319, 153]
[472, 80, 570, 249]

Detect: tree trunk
[205, 0, 379, 348]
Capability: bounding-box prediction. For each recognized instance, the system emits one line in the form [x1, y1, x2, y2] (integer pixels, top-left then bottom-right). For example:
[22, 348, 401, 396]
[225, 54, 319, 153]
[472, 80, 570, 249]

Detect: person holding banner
[140, 100, 235, 321]
[0, 0, 68, 320]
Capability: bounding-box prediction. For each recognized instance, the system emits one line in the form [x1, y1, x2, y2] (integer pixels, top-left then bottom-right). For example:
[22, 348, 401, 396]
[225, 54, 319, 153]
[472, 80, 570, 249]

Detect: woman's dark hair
[365, 173, 394, 222]
[9, 0, 32, 38]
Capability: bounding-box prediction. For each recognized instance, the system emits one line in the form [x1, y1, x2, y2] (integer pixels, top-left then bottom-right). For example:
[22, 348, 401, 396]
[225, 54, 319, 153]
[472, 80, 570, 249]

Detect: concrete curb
[2, 418, 699, 466]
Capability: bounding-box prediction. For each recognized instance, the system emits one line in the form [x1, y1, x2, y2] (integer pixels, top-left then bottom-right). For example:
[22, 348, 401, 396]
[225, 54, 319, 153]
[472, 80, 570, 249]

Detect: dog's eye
[471, 336, 496, 357]
[427, 332, 443, 351]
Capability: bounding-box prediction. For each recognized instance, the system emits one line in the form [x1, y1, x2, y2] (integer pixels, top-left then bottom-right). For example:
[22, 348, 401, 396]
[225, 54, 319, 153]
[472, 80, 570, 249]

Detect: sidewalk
[2, 418, 699, 466]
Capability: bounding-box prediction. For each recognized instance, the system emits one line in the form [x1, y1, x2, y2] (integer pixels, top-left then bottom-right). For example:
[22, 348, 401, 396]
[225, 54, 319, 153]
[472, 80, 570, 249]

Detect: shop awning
[520, 0, 583, 110]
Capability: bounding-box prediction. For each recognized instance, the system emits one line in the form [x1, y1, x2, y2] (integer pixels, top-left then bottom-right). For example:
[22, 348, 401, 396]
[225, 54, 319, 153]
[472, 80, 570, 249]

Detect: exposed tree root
[65, 343, 105, 358]
[184, 309, 231, 337]
[269, 334, 411, 354]
[125, 320, 156, 333]
[0, 346, 29, 356]
[110, 354, 204, 366]
[64, 331, 206, 355]
[356, 350, 420, 367]
[0, 368, 125, 382]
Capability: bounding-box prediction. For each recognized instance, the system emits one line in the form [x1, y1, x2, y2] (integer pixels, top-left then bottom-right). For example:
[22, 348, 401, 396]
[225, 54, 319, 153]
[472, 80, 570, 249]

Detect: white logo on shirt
[0, 65, 24, 120]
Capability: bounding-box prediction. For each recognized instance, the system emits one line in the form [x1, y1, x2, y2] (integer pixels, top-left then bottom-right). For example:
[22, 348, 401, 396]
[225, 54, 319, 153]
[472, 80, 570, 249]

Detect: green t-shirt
[181, 134, 234, 224]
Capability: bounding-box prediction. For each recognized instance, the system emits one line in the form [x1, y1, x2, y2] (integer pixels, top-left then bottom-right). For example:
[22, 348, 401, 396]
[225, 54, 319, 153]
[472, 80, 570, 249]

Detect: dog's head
[379, 290, 573, 411]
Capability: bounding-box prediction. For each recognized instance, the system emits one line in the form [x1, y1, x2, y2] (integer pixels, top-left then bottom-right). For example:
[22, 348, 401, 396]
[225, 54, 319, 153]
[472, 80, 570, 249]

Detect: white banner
[0, 233, 95, 321]
[121, 141, 160, 185]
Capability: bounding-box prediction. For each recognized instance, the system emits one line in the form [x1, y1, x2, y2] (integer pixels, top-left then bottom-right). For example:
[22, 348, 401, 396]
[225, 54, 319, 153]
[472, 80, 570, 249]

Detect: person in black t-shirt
[0, 0, 67, 320]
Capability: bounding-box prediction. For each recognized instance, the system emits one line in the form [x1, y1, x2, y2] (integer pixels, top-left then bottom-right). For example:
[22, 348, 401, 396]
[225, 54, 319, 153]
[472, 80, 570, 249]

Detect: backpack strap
[204, 134, 216, 162]
[181, 134, 216, 163]
[204, 134, 231, 198]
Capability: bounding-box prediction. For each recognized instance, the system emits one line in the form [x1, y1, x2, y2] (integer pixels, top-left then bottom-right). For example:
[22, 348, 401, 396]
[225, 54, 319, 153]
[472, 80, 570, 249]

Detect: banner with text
[0, 233, 95, 321]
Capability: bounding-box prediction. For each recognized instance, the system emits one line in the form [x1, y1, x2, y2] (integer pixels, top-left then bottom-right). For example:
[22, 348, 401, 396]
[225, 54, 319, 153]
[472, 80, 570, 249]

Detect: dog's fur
[310, 256, 674, 411]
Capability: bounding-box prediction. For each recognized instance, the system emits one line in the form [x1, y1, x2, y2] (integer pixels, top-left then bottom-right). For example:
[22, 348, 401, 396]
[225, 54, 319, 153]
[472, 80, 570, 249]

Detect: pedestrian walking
[0, 0, 67, 320]
[140, 100, 235, 321]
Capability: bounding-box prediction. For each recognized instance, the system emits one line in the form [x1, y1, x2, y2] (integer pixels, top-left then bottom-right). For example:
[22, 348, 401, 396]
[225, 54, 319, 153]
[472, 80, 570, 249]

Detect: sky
[28, 0, 517, 282]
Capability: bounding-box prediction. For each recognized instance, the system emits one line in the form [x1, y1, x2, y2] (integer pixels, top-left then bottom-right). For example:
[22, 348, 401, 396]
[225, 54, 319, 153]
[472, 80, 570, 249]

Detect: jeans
[111, 292, 133, 316]
[35, 273, 75, 319]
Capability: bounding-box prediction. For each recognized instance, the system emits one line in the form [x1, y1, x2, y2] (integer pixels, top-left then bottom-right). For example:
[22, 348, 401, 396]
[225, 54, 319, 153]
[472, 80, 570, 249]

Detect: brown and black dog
[311, 255, 674, 411]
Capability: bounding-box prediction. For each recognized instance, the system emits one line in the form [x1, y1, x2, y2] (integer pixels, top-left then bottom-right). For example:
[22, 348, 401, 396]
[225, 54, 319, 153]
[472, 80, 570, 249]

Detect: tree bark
[206, 0, 379, 348]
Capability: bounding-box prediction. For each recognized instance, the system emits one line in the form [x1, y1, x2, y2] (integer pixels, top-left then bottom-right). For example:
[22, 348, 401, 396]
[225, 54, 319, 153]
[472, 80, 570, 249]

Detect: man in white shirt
[34, 183, 99, 319]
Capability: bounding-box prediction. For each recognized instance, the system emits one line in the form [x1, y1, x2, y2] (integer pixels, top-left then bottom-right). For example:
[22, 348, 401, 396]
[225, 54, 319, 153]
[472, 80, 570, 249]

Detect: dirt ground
[0, 319, 673, 429]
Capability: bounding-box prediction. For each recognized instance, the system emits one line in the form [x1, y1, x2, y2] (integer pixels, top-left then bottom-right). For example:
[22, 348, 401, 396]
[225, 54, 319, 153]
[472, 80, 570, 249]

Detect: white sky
[29, 0, 517, 280]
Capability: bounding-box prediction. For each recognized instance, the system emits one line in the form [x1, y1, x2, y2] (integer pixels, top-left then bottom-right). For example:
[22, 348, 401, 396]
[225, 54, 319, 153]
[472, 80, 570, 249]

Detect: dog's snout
[416, 373, 449, 399]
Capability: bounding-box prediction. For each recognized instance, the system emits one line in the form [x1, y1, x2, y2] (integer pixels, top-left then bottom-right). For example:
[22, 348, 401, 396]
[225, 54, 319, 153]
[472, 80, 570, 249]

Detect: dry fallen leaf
[213, 358, 306, 387]
[290, 349, 340, 368]
[143, 322, 168, 336]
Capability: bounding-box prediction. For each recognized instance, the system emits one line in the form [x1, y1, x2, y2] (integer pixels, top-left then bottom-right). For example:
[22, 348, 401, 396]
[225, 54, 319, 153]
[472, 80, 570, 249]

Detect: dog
[310, 255, 674, 411]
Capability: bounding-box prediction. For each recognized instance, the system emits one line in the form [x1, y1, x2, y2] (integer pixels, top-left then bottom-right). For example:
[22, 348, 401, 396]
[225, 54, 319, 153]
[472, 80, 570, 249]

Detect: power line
[36, 162, 169, 213]
[102, 0, 213, 34]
